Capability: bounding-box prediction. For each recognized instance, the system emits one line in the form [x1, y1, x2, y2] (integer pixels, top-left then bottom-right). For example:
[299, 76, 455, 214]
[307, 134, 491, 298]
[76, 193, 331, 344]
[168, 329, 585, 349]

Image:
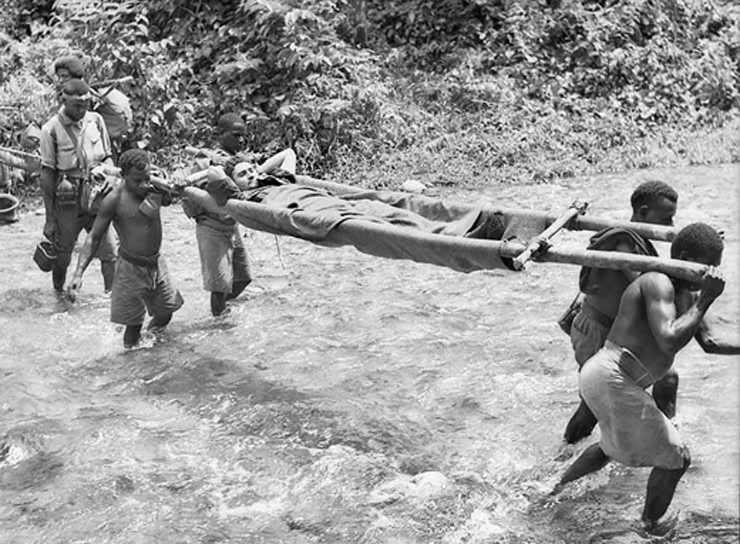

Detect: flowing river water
[0, 164, 737, 543]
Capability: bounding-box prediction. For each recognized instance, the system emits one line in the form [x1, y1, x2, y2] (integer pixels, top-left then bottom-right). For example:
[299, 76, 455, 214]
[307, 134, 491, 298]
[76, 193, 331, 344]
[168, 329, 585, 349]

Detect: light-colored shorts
[110, 254, 184, 326]
[570, 304, 612, 368]
[580, 341, 686, 469]
[196, 222, 252, 293]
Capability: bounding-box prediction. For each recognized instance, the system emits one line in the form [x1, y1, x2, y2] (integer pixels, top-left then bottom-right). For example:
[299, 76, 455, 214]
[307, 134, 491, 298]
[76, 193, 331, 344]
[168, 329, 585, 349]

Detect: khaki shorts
[580, 341, 686, 470]
[196, 222, 252, 293]
[110, 254, 184, 326]
[570, 306, 612, 368]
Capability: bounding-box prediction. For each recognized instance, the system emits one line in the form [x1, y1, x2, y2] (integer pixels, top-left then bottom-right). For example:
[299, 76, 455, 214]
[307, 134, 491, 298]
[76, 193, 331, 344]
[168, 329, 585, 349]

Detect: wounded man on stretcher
[171, 160, 563, 273]
[184, 161, 507, 243]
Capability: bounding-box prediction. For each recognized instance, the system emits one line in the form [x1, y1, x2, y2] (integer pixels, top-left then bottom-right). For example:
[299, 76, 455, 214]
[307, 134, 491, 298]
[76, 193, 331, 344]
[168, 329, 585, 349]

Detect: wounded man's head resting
[231, 161, 260, 190]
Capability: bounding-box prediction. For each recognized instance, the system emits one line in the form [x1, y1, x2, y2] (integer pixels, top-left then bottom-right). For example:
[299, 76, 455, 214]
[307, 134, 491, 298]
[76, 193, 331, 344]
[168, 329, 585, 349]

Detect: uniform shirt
[40, 108, 111, 176]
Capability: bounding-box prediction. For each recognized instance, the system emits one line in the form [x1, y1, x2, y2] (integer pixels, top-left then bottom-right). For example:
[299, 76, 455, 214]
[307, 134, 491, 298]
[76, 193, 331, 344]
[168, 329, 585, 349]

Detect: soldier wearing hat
[38, 78, 117, 295]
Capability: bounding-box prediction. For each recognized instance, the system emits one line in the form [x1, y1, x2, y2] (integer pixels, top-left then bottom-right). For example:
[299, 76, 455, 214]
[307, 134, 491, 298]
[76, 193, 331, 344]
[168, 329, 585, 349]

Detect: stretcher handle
[183, 169, 209, 184]
[511, 200, 588, 270]
[92, 75, 134, 87]
[163, 169, 210, 191]
[0, 146, 41, 161]
[0, 147, 41, 171]
[86, 165, 208, 191]
[528, 245, 709, 283]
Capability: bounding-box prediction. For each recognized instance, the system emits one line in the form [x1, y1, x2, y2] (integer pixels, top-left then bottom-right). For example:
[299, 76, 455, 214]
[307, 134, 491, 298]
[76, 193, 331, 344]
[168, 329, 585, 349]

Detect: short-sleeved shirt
[40, 109, 111, 176]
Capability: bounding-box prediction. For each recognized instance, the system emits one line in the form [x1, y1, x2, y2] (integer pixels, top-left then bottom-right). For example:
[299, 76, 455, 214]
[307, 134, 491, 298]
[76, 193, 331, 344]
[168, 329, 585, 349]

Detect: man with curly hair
[557, 222, 726, 535]
[68, 149, 183, 348]
[564, 180, 680, 444]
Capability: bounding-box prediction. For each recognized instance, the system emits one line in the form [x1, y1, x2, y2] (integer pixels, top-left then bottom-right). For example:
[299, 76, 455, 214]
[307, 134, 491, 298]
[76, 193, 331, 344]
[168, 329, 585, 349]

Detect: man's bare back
[558, 223, 725, 532]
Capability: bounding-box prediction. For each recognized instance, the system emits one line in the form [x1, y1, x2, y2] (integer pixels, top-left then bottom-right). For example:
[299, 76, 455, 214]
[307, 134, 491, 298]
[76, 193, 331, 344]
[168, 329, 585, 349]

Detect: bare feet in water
[642, 511, 680, 537]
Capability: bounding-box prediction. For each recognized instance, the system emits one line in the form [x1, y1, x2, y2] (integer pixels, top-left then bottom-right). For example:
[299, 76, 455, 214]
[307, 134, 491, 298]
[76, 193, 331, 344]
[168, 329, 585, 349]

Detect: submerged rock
[368, 470, 452, 506]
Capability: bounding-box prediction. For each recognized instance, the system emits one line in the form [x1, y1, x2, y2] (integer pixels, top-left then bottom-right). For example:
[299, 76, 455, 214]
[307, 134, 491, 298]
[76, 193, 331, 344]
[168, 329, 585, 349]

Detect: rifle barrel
[92, 75, 134, 88]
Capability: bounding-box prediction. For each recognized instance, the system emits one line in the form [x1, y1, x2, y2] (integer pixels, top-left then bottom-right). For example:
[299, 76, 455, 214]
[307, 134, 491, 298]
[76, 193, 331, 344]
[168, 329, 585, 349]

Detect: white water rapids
[0, 164, 737, 543]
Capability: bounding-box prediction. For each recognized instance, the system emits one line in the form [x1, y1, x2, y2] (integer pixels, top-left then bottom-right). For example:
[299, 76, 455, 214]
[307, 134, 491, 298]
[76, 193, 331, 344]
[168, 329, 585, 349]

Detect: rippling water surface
[0, 165, 738, 543]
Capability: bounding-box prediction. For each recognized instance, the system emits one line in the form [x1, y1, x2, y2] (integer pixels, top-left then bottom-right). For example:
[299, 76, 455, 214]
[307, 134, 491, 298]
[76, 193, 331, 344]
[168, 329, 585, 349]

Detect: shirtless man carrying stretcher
[556, 222, 726, 535]
[564, 181, 679, 444]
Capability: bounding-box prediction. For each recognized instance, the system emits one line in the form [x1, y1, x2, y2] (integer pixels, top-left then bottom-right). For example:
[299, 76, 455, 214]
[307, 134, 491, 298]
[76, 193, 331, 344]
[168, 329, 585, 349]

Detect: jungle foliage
[1, 0, 738, 188]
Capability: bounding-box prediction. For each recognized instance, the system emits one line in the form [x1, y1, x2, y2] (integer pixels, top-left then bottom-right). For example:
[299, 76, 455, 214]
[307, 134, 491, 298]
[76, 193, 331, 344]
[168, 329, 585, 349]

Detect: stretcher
[181, 175, 707, 283]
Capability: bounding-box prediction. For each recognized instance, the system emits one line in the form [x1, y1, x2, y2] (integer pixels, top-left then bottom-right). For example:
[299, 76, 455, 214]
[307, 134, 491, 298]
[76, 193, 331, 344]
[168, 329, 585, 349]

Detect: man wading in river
[181, 113, 257, 317]
[563, 180, 740, 445]
[39, 78, 117, 296]
[563, 181, 679, 444]
[68, 149, 183, 348]
[556, 223, 725, 536]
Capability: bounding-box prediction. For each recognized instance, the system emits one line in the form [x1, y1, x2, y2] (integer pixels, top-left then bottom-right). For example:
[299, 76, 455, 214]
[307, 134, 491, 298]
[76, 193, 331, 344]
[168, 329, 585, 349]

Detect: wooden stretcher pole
[184, 170, 210, 184]
[184, 145, 205, 156]
[182, 184, 711, 281]
[91, 75, 134, 88]
[0, 146, 40, 162]
[512, 245, 709, 283]
[0, 147, 41, 171]
[298, 176, 680, 241]
[149, 169, 209, 194]
[91, 76, 135, 99]
[572, 215, 677, 242]
[296, 174, 362, 196]
[0, 149, 27, 170]
[511, 200, 588, 271]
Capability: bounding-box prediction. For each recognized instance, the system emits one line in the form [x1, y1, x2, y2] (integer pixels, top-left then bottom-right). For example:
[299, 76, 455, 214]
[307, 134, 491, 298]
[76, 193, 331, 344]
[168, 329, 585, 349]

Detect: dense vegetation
[1, 0, 738, 190]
